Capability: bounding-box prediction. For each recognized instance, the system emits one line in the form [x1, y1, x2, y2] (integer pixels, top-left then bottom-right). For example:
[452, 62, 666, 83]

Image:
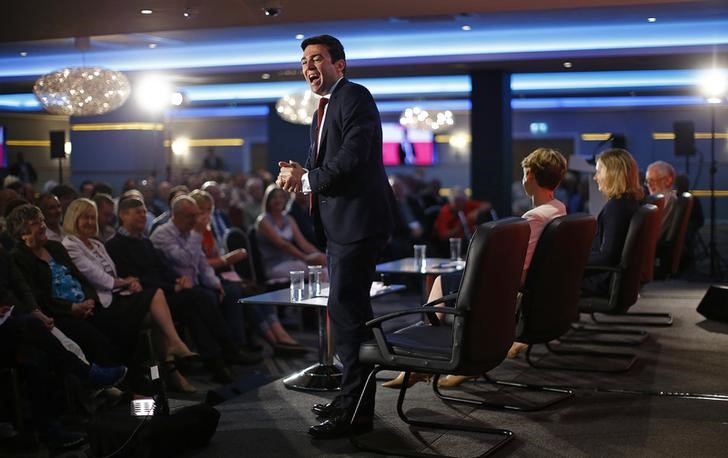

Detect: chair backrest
[658, 192, 694, 276]
[517, 214, 597, 343]
[245, 227, 269, 285]
[641, 194, 665, 284]
[610, 203, 660, 312]
[223, 227, 257, 284]
[451, 217, 530, 374]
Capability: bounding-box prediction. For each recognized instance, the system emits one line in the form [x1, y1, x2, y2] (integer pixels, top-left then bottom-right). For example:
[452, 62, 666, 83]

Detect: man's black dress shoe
[308, 413, 373, 438]
[311, 396, 345, 418]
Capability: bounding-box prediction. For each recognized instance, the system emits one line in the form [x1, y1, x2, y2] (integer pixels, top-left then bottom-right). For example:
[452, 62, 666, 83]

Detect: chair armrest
[365, 306, 461, 328]
[420, 292, 458, 325]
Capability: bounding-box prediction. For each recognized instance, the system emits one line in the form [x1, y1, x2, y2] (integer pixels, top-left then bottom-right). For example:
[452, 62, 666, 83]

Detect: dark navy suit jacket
[305, 78, 394, 244]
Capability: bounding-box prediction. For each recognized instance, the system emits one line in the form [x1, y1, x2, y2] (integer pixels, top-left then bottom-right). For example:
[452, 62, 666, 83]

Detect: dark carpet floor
[185, 280, 728, 458]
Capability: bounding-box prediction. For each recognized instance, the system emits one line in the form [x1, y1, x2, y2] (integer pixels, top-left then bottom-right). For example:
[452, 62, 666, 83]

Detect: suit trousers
[326, 235, 386, 415]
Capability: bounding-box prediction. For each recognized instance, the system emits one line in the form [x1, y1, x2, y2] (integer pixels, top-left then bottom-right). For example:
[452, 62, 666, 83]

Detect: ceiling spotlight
[563, 61, 573, 69]
[263, 6, 281, 17]
[699, 68, 728, 104]
[140, 9, 153, 15]
[19, 51, 28, 57]
[261, 73, 271, 80]
[461, 25, 472, 31]
[135, 75, 174, 111]
[647, 17, 657, 22]
[171, 137, 190, 156]
[295, 34, 304, 40]
[171, 92, 185, 106]
[148, 43, 157, 49]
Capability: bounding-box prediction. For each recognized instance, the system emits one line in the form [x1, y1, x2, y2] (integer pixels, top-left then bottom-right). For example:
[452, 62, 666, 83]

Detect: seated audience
[286, 191, 323, 251]
[150, 185, 189, 234]
[0, 281, 126, 450]
[645, 160, 677, 239]
[107, 196, 259, 385]
[582, 148, 643, 296]
[384, 147, 568, 388]
[255, 184, 327, 281]
[78, 180, 95, 199]
[91, 193, 116, 242]
[8, 205, 122, 369]
[433, 187, 491, 246]
[60, 198, 198, 392]
[37, 193, 66, 242]
[50, 184, 78, 216]
[200, 181, 232, 249]
[242, 177, 264, 229]
[383, 176, 425, 261]
[190, 189, 307, 356]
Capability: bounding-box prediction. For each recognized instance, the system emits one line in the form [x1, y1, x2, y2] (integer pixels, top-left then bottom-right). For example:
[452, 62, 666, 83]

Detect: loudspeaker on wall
[673, 121, 695, 157]
[49, 131, 66, 159]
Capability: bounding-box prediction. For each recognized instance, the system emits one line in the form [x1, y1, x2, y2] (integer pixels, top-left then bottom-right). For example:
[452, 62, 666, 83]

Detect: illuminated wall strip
[691, 190, 728, 197]
[71, 123, 165, 131]
[434, 134, 472, 143]
[163, 138, 244, 147]
[652, 132, 728, 140]
[581, 133, 612, 141]
[6, 139, 50, 147]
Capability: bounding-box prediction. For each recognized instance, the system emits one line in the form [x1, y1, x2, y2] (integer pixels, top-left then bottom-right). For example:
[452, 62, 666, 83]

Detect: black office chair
[246, 227, 289, 289]
[223, 227, 263, 295]
[574, 203, 662, 336]
[351, 217, 530, 457]
[654, 192, 694, 280]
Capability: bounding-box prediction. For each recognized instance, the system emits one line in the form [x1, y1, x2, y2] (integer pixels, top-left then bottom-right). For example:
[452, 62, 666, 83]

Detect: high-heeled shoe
[507, 342, 529, 359]
[166, 344, 200, 363]
[437, 374, 478, 388]
[382, 372, 431, 388]
[165, 362, 197, 393]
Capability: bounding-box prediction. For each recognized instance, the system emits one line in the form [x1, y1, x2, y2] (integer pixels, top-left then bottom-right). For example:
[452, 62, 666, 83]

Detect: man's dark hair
[118, 196, 145, 213]
[167, 185, 189, 205]
[50, 184, 78, 200]
[79, 180, 95, 193]
[301, 35, 345, 63]
[92, 182, 113, 197]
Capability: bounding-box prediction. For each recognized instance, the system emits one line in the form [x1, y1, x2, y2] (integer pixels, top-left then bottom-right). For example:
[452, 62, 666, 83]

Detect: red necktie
[314, 97, 328, 159]
[310, 97, 329, 212]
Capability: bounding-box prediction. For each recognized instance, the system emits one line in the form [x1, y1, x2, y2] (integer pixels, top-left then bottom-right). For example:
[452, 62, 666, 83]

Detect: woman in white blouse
[62, 198, 197, 392]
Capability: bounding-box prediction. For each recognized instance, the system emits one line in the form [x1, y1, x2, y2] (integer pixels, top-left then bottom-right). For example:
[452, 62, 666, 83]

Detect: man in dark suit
[277, 34, 394, 438]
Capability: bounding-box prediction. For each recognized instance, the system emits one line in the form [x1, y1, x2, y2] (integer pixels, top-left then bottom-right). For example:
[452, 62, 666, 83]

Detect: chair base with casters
[432, 373, 574, 412]
[349, 369, 514, 458]
[589, 310, 673, 327]
[561, 321, 648, 346]
[524, 342, 636, 373]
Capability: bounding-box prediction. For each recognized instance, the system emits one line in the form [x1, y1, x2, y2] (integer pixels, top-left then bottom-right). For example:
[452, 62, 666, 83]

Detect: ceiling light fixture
[461, 25, 472, 31]
[647, 17, 657, 22]
[399, 106, 454, 131]
[140, 9, 153, 15]
[699, 68, 727, 104]
[33, 67, 131, 116]
[19, 51, 28, 57]
[563, 61, 573, 68]
[275, 90, 316, 124]
[295, 34, 304, 40]
[261, 73, 271, 80]
[148, 43, 157, 49]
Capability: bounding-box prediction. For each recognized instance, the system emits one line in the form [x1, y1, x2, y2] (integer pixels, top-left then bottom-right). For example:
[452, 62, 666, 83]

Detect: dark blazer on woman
[583, 196, 639, 296]
[10, 240, 99, 318]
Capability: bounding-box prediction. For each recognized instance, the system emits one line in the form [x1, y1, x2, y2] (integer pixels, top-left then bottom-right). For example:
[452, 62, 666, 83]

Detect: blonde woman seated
[255, 184, 327, 281]
[61, 198, 198, 392]
[384, 148, 568, 389]
[190, 189, 308, 356]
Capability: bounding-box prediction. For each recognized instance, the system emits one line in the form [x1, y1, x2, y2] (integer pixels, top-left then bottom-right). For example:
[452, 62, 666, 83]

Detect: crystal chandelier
[275, 90, 317, 125]
[33, 67, 131, 116]
[399, 106, 454, 131]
